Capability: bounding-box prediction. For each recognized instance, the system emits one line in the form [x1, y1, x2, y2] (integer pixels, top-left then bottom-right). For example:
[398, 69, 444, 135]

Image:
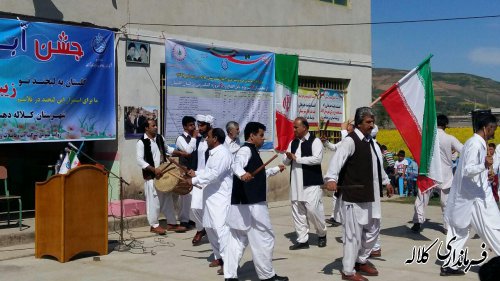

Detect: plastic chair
[0, 166, 22, 230]
[398, 177, 405, 197]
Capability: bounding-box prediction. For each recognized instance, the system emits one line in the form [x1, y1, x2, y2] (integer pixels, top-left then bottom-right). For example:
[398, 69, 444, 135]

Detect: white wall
[1, 0, 372, 201]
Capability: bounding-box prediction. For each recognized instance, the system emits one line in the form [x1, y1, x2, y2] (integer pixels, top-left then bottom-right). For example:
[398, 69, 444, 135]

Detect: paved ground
[0, 197, 488, 281]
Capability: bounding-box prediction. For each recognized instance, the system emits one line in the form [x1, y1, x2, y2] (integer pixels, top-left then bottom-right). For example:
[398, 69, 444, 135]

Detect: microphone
[64, 147, 72, 153]
[67, 142, 79, 151]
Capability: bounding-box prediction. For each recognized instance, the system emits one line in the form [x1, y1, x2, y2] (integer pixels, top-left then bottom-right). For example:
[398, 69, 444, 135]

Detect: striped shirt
[383, 151, 395, 167]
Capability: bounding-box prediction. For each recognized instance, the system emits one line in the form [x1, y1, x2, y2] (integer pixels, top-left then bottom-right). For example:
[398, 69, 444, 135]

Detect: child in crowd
[394, 150, 408, 195]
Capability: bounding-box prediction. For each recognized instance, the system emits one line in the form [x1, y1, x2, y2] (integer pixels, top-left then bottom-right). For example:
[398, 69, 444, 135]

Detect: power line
[126, 14, 500, 28]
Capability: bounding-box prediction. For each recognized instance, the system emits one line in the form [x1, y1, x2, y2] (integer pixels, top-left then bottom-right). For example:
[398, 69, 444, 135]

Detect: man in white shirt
[187, 128, 233, 276]
[324, 107, 394, 281]
[494, 141, 500, 176]
[225, 121, 241, 155]
[411, 114, 463, 233]
[136, 118, 188, 235]
[283, 117, 327, 250]
[322, 120, 351, 227]
[442, 113, 500, 276]
[224, 122, 288, 281]
[175, 116, 197, 230]
[190, 114, 214, 246]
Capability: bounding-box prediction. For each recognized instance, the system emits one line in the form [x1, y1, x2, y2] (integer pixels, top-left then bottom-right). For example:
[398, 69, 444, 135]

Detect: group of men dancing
[136, 106, 500, 281]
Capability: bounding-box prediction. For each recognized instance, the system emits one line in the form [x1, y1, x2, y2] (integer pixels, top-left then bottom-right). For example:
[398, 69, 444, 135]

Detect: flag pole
[369, 96, 382, 107]
[370, 54, 433, 108]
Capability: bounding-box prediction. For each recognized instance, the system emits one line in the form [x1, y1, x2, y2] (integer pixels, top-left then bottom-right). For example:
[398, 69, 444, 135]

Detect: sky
[372, 1, 500, 82]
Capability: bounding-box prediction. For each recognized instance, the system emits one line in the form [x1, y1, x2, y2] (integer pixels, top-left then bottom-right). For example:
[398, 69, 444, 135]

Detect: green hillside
[372, 68, 500, 116]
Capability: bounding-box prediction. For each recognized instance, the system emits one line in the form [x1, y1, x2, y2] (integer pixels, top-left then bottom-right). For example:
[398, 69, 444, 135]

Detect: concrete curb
[0, 215, 150, 248]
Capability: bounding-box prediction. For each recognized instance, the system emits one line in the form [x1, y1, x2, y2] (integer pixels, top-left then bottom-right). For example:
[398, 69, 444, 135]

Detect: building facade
[0, 0, 371, 209]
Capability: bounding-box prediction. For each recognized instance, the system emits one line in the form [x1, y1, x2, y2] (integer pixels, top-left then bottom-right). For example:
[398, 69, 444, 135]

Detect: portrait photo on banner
[125, 40, 150, 65]
[124, 106, 159, 139]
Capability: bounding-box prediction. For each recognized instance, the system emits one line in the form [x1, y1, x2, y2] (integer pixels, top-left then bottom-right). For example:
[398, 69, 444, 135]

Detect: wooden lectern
[35, 165, 108, 262]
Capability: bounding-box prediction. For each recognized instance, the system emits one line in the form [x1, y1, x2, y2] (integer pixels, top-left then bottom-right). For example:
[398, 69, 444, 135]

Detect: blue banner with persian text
[165, 39, 275, 149]
[0, 18, 115, 143]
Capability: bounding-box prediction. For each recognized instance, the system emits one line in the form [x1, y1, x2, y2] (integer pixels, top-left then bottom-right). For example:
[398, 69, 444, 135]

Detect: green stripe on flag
[275, 54, 298, 94]
[417, 59, 437, 176]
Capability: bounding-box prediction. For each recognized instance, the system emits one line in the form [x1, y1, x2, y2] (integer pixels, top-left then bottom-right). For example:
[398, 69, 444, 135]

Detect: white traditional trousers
[330, 195, 342, 223]
[190, 208, 204, 232]
[446, 202, 500, 269]
[205, 225, 229, 261]
[178, 193, 191, 223]
[144, 180, 177, 227]
[291, 186, 327, 243]
[342, 203, 379, 275]
[413, 188, 449, 228]
[224, 205, 276, 280]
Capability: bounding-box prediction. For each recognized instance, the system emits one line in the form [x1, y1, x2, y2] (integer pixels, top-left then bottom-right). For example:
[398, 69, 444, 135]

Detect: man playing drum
[136, 118, 188, 235]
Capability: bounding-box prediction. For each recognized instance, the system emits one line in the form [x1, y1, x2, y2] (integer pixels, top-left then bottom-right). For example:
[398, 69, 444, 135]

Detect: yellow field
[377, 127, 500, 158]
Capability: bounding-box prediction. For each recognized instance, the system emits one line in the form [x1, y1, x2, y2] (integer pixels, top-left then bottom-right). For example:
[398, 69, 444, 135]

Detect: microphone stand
[69, 145, 131, 252]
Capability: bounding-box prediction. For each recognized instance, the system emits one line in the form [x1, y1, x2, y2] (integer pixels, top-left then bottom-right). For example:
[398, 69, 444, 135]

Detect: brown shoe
[369, 249, 381, 258]
[355, 262, 378, 276]
[209, 258, 222, 267]
[150, 226, 166, 235]
[341, 272, 368, 281]
[192, 229, 206, 245]
[166, 224, 187, 233]
[217, 265, 224, 275]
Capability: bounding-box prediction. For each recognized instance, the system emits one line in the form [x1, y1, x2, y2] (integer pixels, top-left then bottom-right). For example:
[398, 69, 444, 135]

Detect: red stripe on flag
[380, 85, 422, 164]
[417, 175, 436, 193]
[275, 112, 294, 152]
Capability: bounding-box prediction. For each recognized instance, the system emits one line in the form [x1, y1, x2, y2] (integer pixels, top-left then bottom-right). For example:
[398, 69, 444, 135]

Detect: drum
[153, 161, 193, 195]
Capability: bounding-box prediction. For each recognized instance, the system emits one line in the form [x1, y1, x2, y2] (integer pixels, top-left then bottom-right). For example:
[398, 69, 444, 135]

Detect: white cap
[195, 114, 215, 126]
[371, 124, 379, 138]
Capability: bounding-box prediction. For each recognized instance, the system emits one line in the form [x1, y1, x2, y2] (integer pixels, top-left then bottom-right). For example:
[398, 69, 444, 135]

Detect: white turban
[195, 114, 215, 126]
[371, 124, 379, 138]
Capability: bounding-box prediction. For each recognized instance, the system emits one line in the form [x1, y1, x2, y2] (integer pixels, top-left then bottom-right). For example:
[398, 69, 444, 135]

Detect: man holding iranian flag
[379, 56, 448, 233]
[379, 55, 442, 194]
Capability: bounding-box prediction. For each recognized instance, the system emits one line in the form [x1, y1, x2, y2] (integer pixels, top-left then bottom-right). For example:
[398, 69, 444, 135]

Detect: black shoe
[188, 220, 196, 227]
[225, 279, 238, 281]
[440, 267, 465, 276]
[410, 223, 421, 232]
[325, 217, 335, 224]
[289, 242, 309, 250]
[180, 221, 193, 230]
[318, 235, 327, 248]
[261, 274, 289, 281]
[326, 218, 341, 227]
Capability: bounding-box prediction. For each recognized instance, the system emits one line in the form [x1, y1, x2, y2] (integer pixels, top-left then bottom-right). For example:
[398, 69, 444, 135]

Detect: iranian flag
[58, 150, 80, 174]
[275, 54, 298, 151]
[380, 55, 442, 192]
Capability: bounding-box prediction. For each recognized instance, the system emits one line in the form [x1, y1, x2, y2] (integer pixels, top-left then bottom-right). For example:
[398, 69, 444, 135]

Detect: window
[298, 77, 349, 143]
[334, 0, 348, 6]
[319, 0, 349, 6]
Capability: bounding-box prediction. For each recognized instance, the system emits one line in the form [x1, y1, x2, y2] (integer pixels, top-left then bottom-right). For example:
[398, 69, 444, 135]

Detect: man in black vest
[283, 117, 327, 250]
[175, 116, 197, 230]
[224, 122, 288, 281]
[136, 118, 188, 235]
[324, 107, 394, 281]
